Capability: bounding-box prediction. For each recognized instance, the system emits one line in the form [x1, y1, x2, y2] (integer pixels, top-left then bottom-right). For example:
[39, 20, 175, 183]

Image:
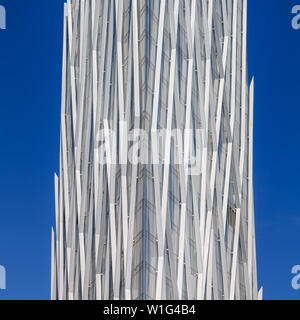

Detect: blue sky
[248, 0, 300, 300]
[0, 0, 299, 300]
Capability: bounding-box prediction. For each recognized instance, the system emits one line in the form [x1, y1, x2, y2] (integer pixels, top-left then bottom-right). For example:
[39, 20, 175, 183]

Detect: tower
[51, 0, 260, 300]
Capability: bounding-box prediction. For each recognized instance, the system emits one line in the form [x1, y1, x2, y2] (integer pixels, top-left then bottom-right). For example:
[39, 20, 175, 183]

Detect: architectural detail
[52, 0, 260, 300]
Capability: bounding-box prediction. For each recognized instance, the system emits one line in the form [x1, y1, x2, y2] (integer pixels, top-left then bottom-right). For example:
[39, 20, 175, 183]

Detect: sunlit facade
[51, 0, 261, 300]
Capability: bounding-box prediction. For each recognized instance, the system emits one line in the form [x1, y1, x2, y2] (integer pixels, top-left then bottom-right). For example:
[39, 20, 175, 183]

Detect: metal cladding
[51, 0, 261, 300]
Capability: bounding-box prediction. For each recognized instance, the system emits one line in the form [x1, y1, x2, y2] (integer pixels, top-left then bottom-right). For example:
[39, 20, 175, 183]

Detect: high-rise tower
[51, 0, 261, 300]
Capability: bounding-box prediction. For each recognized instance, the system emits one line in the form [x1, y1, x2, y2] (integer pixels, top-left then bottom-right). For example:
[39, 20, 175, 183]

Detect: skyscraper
[51, 0, 261, 300]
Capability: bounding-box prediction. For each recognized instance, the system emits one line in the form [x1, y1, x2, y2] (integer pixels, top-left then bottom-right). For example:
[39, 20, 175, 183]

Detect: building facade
[51, 0, 261, 300]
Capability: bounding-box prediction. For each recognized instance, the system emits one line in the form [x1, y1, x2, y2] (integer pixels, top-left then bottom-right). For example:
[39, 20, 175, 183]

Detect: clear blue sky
[0, 0, 299, 300]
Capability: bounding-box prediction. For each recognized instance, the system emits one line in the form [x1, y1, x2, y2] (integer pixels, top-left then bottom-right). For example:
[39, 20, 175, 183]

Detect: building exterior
[51, 0, 261, 300]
